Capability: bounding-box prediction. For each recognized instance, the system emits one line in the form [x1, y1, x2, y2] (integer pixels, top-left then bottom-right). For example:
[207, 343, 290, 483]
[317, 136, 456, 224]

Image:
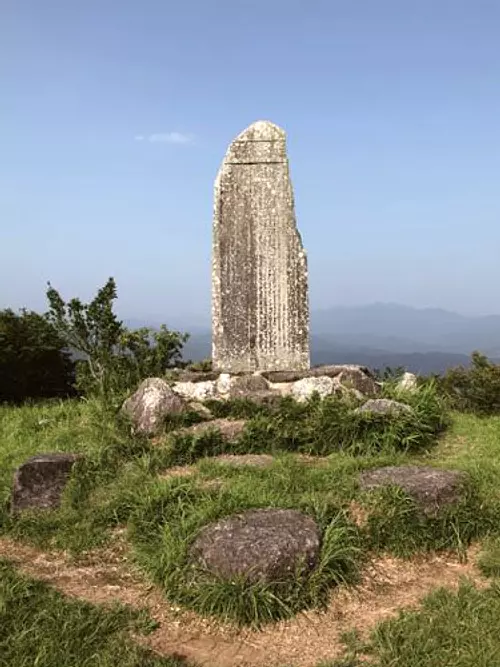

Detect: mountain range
[126, 303, 500, 375]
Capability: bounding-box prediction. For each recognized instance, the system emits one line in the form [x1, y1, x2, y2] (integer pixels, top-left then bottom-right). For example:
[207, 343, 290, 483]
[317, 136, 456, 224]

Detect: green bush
[0, 309, 76, 403]
[438, 352, 500, 415]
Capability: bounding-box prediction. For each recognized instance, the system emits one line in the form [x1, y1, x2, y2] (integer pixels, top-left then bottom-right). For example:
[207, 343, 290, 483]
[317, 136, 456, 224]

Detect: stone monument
[212, 120, 310, 372]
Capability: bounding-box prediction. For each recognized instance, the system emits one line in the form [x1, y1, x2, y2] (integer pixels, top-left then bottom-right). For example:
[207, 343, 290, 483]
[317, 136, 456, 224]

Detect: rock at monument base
[356, 398, 413, 416]
[397, 372, 419, 393]
[291, 376, 335, 402]
[11, 453, 81, 514]
[262, 364, 375, 384]
[172, 380, 217, 402]
[122, 378, 187, 436]
[190, 508, 321, 584]
[358, 465, 468, 515]
[227, 374, 271, 398]
[336, 368, 381, 397]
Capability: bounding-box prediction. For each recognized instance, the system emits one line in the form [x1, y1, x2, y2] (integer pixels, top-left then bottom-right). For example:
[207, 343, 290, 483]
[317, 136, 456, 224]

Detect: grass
[0, 558, 189, 667]
[328, 580, 500, 667]
[2, 381, 500, 662]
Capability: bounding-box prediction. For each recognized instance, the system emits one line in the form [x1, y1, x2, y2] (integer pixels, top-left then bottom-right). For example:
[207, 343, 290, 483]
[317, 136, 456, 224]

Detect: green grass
[1, 384, 500, 631]
[327, 580, 500, 667]
[0, 558, 190, 667]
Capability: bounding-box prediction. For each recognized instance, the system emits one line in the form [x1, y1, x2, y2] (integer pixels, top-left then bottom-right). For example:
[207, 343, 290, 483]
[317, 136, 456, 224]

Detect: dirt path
[0, 534, 487, 667]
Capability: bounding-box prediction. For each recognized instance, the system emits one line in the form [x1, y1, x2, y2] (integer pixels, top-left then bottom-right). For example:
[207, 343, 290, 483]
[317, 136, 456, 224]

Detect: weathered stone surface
[228, 374, 270, 397]
[11, 453, 81, 513]
[212, 120, 310, 373]
[336, 368, 381, 397]
[291, 376, 334, 402]
[190, 508, 320, 583]
[358, 466, 468, 515]
[173, 370, 221, 382]
[263, 364, 374, 384]
[173, 418, 247, 443]
[397, 372, 418, 392]
[122, 378, 187, 435]
[172, 380, 217, 402]
[188, 402, 214, 419]
[357, 398, 413, 416]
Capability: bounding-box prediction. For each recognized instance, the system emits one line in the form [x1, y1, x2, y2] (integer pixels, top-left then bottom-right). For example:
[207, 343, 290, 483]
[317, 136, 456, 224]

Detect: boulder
[190, 508, 321, 583]
[122, 378, 187, 435]
[188, 402, 214, 419]
[228, 374, 270, 398]
[356, 398, 413, 416]
[263, 364, 374, 384]
[336, 368, 381, 397]
[174, 418, 247, 443]
[216, 373, 233, 395]
[397, 372, 418, 393]
[358, 465, 469, 515]
[11, 453, 81, 514]
[172, 380, 217, 402]
[291, 376, 334, 402]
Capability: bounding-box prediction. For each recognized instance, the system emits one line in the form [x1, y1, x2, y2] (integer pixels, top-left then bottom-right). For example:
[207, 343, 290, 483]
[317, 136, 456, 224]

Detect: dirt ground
[0, 532, 487, 667]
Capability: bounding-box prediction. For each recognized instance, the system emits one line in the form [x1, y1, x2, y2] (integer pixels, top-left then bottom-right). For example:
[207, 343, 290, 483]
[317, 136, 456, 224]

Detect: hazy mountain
[125, 303, 500, 375]
[311, 304, 500, 357]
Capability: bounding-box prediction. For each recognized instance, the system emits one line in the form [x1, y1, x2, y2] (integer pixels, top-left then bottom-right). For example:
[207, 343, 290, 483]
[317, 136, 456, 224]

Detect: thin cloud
[134, 132, 195, 145]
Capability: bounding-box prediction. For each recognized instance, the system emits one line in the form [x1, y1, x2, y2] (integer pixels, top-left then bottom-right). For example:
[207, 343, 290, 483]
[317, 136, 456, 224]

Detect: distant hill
[311, 304, 500, 357]
[125, 303, 500, 375]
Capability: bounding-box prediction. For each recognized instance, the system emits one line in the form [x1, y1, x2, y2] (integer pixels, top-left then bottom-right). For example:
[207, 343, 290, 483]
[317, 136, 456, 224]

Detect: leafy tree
[0, 308, 75, 403]
[46, 278, 189, 402]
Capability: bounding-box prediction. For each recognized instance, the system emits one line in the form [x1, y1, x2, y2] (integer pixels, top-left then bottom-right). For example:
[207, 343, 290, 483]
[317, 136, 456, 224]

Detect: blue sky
[2, 0, 499, 326]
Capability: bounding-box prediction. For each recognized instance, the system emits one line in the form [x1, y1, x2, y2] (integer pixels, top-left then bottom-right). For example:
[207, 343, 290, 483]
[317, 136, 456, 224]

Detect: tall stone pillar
[212, 120, 310, 373]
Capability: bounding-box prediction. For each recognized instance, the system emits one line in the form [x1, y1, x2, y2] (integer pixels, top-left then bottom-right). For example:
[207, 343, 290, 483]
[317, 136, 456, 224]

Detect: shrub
[0, 309, 76, 403]
[46, 278, 188, 404]
[439, 352, 500, 415]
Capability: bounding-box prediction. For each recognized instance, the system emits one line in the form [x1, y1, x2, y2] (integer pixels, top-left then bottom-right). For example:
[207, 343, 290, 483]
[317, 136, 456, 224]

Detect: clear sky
[2, 0, 499, 326]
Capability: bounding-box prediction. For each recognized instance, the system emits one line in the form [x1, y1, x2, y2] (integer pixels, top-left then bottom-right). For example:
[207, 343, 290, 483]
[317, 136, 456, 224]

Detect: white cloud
[134, 132, 195, 145]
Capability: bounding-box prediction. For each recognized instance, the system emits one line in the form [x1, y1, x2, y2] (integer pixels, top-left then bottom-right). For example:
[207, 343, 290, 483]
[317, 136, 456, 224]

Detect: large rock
[11, 453, 81, 514]
[212, 120, 310, 373]
[336, 368, 381, 397]
[190, 508, 321, 583]
[397, 372, 418, 393]
[172, 380, 217, 402]
[291, 376, 334, 402]
[359, 465, 469, 515]
[263, 364, 374, 384]
[173, 418, 247, 443]
[122, 378, 187, 435]
[357, 398, 413, 416]
[227, 374, 271, 398]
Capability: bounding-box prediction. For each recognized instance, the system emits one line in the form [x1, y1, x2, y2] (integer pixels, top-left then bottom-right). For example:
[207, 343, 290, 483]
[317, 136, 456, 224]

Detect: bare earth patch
[0, 534, 487, 667]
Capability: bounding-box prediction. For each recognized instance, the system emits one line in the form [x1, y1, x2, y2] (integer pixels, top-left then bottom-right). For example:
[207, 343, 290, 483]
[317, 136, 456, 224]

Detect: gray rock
[291, 376, 334, 402]
[190, 508, 321, 583]
[11, 453, 81, 514]
[173, 418, 247, 443]
[228, 374, 270, 398]
[212, 120, 310, 373]
[397, 372, 418, 392]
[358, 465, 469, 515]
[122, 378, 187, 435]
[336, 368, 381, 397]
[263, 364, 375, 384]
[172, 380, 217, 402]
[357, 398, 413, 416]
